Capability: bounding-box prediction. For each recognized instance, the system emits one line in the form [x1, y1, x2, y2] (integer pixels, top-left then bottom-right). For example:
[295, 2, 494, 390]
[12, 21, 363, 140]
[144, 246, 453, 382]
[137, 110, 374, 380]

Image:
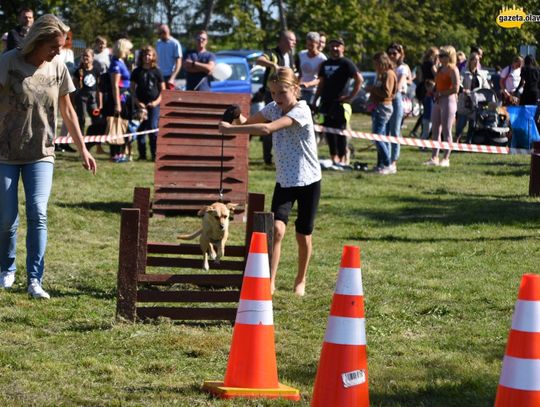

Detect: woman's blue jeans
[372, 103, 393, 167]
[387, 91, 404, 162]
[0, 162, 53, 283]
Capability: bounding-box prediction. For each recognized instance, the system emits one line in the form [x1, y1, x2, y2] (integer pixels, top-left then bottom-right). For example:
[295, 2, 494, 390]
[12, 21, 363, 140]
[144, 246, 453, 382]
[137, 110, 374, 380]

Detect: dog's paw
[203, 260, 210, 271]
[210, 252, 217, 261]
[214, 258, 221, 264]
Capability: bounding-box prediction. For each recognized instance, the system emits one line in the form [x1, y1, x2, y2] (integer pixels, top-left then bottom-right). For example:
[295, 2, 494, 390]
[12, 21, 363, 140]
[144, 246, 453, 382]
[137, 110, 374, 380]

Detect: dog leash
[219, 130, 225, 201]
[219, 104, 241, 202]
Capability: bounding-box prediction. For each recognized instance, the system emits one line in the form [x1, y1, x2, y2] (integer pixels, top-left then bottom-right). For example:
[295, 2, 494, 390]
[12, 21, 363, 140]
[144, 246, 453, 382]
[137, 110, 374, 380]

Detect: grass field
[1, 114, 539, 406]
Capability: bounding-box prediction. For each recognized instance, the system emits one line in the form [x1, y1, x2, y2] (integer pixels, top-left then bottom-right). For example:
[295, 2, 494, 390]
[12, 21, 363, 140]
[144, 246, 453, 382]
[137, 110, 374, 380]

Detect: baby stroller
[466, 88, 510, 146]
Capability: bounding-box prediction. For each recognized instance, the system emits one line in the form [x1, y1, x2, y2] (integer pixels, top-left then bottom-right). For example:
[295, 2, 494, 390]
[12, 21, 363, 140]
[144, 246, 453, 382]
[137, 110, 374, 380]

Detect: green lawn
[1, 114, 539, 406]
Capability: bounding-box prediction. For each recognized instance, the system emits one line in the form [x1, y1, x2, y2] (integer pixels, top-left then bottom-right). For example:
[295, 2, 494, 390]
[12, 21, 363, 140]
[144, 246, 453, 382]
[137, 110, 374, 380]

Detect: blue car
[210, 55, 252, 94]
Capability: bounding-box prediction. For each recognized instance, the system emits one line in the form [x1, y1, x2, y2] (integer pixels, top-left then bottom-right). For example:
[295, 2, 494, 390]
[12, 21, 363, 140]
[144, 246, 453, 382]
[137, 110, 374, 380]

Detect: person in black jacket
[6, 8, 34, 51]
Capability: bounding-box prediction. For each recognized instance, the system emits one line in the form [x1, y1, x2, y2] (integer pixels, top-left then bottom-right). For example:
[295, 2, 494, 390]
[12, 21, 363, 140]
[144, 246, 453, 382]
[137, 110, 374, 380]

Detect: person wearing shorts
[219, 67, 321, 296]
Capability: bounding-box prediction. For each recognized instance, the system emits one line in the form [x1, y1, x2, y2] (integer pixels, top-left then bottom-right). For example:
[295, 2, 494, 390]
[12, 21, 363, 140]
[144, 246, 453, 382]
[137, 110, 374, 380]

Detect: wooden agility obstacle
[116, 187, 274, 322]
[153, 90, 251, 216]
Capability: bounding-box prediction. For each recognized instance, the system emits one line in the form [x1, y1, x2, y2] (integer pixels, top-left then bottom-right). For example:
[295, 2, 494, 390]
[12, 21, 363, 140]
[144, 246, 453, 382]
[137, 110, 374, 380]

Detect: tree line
[2, 0, 539, 69]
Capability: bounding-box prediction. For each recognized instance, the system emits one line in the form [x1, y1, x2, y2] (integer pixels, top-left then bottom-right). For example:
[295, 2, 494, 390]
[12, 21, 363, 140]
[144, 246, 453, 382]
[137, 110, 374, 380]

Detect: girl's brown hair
[373, 51, 394, 73]
[137, 45, 158, 69]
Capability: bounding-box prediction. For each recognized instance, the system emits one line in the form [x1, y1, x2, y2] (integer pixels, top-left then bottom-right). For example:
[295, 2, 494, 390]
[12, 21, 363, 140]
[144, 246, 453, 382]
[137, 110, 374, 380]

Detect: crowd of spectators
[1, 7, 539, 170]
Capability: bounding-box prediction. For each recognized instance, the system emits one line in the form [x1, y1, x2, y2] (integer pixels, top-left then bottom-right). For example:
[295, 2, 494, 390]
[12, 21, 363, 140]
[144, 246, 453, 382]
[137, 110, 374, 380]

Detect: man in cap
[316, 37, 363, 165]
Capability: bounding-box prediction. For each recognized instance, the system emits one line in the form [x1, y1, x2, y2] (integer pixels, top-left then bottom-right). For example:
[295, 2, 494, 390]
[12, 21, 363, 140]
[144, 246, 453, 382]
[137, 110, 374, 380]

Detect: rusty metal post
[116, 208, 140, 321]
[529, 142, 540, 197]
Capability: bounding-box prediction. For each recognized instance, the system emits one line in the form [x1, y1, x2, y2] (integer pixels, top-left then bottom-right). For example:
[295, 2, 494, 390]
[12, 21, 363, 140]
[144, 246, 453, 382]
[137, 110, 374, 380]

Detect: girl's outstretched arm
[219, 114, 294, 136]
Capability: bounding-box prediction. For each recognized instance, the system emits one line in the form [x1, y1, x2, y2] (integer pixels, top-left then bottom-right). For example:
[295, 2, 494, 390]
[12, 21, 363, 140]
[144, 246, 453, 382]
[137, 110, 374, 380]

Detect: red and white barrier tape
[314, 124, 531, 155]
[57, 125, 531, 156]
[54, 128, 158, 145]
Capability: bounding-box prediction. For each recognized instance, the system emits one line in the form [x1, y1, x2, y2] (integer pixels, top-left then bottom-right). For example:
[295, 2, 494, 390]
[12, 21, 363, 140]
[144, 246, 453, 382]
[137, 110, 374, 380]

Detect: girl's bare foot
[293, 280, 306, 297]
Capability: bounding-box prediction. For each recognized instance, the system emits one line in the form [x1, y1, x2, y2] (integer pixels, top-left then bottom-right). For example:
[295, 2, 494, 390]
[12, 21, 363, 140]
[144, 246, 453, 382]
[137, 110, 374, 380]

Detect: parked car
[250, 64, 265, 95]
[215, 50, 263, 68]
[210, 55, 252, 94]
[350, 71, 376, 113]
[210, 52, 267, 114]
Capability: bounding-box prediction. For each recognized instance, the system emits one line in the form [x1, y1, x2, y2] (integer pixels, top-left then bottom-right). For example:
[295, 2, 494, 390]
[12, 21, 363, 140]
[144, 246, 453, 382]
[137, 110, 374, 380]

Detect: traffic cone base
[202, 380, 301, 400]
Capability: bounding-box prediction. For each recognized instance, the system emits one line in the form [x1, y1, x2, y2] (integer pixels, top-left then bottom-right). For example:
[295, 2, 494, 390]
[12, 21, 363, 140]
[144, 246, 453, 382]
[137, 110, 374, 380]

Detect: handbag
[105, 115, 128, 145]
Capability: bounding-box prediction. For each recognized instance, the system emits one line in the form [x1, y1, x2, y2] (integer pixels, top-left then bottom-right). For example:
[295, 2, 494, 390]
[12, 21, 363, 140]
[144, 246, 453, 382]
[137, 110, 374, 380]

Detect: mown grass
[0, 114, 539, 406]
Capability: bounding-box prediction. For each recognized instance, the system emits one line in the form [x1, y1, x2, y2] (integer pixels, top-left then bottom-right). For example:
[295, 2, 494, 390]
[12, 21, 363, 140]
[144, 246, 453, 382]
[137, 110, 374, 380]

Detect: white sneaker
[388, 163, 397, 174]
[376, 166, 392, 175]
[28, 279, 50, 299]
[0, 271, 15, 288]
[439, 159, 450, 167]
[423, 158, 439, 166]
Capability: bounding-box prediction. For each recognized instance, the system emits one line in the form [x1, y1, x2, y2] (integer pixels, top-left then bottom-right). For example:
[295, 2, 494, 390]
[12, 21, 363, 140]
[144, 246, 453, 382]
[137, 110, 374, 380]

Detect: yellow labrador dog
[178, 202, 237, 271]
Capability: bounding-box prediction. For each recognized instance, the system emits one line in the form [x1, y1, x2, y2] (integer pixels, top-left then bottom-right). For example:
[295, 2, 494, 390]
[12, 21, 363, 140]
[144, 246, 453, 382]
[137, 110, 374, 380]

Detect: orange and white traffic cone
[311, 245, 369, 406]
[495, 273, 540, 406]
[203, 232, 300, 401]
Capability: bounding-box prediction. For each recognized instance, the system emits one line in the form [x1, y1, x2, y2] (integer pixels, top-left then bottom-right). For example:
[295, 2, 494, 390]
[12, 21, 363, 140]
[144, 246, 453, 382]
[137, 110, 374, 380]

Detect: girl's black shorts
[271, 180, 321, 235]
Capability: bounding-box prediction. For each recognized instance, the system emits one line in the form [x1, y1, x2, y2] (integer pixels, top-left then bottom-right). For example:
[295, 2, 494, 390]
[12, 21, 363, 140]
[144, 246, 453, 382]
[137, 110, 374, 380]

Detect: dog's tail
[177, 228, 203, 240]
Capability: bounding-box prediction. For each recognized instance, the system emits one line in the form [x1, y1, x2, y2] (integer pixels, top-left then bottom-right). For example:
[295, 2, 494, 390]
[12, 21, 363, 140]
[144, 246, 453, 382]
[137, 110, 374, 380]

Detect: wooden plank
[137, 306, 237, 321]
[155, 173, 245, 184]
[151, 191, 239, 201]
[132, 187, 151, 275]
[147, 242, 246, 257]
[163, 106, 223, 115]
[146, 256, 244, 270]
[161, 89, 251, 105]
[137, 289, 240, 303]
[158, 135, 245, 145]
[155, 164, 245, 173]
[116, 208, 140, 321]
[138, 273, 242, 286]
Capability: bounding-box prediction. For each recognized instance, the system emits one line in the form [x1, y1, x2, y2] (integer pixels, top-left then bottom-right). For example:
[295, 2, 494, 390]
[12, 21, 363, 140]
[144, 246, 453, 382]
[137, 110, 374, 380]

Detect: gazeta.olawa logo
[497, 5, 540, 28]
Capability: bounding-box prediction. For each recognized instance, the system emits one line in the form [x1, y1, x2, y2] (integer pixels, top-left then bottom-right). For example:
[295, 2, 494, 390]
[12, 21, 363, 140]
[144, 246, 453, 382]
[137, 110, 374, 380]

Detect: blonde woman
[219, 68, 321, 297]
[424, 45, 460, 167]
[108, 38, 133, 162]
[0, 14, 96, 298]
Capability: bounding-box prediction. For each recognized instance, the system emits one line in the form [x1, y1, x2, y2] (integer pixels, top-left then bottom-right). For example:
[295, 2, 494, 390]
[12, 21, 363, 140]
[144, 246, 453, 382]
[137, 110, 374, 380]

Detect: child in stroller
[460, 88, 510, 146]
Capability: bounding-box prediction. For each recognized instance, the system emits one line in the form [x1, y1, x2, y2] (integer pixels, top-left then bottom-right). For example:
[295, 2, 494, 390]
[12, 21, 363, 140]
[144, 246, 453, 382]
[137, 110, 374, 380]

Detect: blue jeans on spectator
[137, 105, 160, 160]
[387, 92, 403, 163]
[0, 162, 54, 283]
[372, 103, 393, 168]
